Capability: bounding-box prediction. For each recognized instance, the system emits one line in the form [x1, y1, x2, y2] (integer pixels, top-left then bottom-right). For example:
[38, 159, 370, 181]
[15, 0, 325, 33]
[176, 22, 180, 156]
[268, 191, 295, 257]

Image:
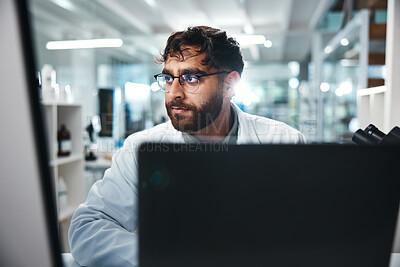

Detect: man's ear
[223, 71, 240, 98]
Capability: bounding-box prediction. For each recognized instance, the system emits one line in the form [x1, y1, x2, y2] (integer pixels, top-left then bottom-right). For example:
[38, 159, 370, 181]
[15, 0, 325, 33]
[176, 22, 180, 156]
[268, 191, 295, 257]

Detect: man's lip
[171, 106, 190, 114]
[172, 106, 190, 110]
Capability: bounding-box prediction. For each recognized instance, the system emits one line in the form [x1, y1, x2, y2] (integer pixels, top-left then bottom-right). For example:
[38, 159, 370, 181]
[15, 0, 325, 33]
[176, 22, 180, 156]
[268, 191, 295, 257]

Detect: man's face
[164, 47, 226, 133]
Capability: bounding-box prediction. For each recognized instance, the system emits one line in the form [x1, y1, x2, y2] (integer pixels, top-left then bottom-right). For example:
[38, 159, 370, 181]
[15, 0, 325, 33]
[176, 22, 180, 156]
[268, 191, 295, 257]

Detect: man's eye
[183, 74, 198, 83]
[164, 75, 173, 82]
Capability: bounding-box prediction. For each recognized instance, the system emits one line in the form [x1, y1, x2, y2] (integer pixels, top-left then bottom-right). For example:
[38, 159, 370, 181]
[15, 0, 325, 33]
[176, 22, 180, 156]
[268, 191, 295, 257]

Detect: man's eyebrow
[182, 68, 207, 75]
[162, 68, 208, 76]
[162, 69, 172, 75]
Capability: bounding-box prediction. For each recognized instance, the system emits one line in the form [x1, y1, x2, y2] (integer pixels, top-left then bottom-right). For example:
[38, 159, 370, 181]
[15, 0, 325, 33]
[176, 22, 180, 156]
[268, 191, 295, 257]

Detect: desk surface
[62, 253, 400, 266]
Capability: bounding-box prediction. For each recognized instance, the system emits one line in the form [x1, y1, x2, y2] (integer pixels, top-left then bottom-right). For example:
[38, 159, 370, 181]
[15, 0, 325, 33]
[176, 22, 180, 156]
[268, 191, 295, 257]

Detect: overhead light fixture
[50, 0, 74, 11]
[288, 61, 300, 76]
[320, 82, 330, 92]
[340, 38, 349, 46]
[335, 80, 353, 96]
[235, 35, 266, 46]
[324, 46, 333, 54]
[288, 78, 299, 89]
[264, 40, 272, 48]
[46, 38, 123, 50]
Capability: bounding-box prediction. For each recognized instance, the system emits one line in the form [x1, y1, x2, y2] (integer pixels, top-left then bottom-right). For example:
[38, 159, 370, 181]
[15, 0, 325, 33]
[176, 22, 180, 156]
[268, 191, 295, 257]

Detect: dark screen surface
[139, 144, 400, 267]
[98, 88, 114, 137]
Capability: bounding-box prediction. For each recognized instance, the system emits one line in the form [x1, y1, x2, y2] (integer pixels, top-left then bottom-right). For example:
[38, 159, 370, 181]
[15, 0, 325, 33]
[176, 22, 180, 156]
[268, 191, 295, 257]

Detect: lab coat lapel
[232, 102, 261, 145]
[161, 121, 185, 143]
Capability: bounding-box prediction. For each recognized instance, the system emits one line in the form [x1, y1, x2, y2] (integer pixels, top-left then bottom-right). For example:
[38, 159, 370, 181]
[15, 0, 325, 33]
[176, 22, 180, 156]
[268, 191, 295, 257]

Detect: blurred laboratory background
[26, 0, 397, 252]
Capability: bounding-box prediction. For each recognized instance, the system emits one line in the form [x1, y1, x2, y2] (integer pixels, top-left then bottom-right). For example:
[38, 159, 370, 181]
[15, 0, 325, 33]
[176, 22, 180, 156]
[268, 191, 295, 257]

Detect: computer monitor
[0, 0, 61, 266]
[139, 144, 400, 267]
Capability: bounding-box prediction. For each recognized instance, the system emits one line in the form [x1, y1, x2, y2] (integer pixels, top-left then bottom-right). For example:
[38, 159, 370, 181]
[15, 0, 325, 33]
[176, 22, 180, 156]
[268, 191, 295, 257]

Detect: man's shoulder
[239, 111, 306, 143]
[124, 121, 181, 148]
[125, 122, 170, 142]
[233, 102, 299, 134]
[241, 111, 297, 132]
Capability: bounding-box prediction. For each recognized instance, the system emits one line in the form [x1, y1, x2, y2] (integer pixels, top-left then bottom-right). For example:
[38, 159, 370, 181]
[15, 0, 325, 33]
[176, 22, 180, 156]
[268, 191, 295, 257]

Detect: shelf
[357, 86, 386, 130]
[368, 0, 387, 9]
[42, 98, 85, 253]
[42, 101, 81, 107]
[358, 85, 386, 96]
[368, 78, 385, 87]
[369, 23, 387, 40]
[59, 205, 77, 222]
[50, 153, 83, 166]
[368, 52, 385, 65]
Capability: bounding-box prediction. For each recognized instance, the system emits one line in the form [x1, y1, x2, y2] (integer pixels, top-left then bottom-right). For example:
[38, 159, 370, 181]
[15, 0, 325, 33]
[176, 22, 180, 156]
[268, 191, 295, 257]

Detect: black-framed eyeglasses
[153, 71, 230, 93]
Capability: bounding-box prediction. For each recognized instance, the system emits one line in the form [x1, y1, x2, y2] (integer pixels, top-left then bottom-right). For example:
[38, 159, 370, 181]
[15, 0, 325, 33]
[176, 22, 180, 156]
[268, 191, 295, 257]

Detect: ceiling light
[340, 38, 349, 46]
[264, 40, 272, 48]
[288, 61, 300, 76]
[339, 81, 353, 95]
[235, 35, 266, 46]
[335, 80, 353, 96]
[335, 88, 343, 97]
[289, 78, 299, 89]
[50, 0, 74, 11]
[320, 82, 330, 92]
[46, 38, 123, 50]
[243, 25, 254, 35]
[324, 46, 333, 54]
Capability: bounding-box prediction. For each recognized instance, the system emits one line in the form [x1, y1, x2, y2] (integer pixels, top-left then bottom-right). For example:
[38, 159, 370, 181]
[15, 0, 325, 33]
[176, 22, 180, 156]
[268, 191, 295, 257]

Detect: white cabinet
[42, 102, 85, 251]
[357, 86, 386, 130]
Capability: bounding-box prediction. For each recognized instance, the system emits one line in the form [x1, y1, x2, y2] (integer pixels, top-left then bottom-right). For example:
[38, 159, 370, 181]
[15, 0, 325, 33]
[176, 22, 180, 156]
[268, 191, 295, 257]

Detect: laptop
[139, 144, 400, 267]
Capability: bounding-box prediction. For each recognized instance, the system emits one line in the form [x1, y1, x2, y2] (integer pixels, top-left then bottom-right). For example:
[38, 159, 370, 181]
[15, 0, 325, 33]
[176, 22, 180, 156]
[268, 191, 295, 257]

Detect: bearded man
[69, 26, 305, 267]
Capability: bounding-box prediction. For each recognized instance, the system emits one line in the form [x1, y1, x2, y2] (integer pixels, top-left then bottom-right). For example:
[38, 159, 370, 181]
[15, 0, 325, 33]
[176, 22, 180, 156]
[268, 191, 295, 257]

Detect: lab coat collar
[232, 102, 261, 144]
[160, 120, 185, 143]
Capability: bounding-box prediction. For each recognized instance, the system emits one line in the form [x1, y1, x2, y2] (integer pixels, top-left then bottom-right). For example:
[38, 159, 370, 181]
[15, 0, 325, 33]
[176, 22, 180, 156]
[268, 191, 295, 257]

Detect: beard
[165, 88, 224, 133]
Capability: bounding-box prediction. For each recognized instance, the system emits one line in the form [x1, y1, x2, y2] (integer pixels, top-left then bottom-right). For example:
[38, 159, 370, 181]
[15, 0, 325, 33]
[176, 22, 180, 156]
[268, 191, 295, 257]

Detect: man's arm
[68, 142, 139, 267]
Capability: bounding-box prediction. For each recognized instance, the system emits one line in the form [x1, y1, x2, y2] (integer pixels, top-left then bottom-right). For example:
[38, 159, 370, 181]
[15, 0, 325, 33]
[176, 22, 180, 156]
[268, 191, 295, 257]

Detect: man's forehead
[167, 45, 204, 61]
[164, 46, 212, 73]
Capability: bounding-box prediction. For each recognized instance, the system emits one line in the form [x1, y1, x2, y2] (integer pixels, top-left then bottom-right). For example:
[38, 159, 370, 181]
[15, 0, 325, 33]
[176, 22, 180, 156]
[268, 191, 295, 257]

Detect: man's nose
[167, 78, 185, 99]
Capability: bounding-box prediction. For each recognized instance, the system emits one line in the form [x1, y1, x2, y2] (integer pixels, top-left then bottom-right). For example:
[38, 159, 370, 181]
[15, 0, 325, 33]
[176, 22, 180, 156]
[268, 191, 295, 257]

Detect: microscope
[352, 124, 400, 145]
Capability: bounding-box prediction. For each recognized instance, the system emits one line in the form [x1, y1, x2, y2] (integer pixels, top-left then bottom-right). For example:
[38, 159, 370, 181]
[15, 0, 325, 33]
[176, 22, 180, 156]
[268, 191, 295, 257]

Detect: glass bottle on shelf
[57, 124, 71, 157]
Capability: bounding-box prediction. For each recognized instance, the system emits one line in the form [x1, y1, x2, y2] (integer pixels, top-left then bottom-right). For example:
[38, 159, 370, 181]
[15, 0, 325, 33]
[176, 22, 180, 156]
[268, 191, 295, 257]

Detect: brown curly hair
[157, 26, 244, 76]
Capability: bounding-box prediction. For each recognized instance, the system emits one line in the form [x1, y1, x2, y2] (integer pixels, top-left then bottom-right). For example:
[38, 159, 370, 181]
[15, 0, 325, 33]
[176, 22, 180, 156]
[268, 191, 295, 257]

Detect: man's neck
[190, 103, 233, 142]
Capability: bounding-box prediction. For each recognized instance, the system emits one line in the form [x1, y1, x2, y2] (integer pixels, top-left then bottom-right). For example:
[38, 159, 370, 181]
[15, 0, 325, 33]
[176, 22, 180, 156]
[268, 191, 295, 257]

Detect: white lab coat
[68, 102, 305, 266]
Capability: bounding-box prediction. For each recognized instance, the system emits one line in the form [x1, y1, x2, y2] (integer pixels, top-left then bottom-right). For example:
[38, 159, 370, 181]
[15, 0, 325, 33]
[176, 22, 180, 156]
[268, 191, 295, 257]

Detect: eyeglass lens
[156, 74, 199, 92]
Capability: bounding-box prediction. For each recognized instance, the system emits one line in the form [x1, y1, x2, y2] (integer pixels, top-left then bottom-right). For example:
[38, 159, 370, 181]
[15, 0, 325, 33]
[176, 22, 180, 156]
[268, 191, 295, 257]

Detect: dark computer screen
[139, 144, 400, 267]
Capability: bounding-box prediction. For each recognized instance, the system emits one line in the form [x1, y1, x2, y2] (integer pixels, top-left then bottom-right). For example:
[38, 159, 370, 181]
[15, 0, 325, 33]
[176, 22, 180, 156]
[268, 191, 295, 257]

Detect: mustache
[166, 100, 195, 110]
